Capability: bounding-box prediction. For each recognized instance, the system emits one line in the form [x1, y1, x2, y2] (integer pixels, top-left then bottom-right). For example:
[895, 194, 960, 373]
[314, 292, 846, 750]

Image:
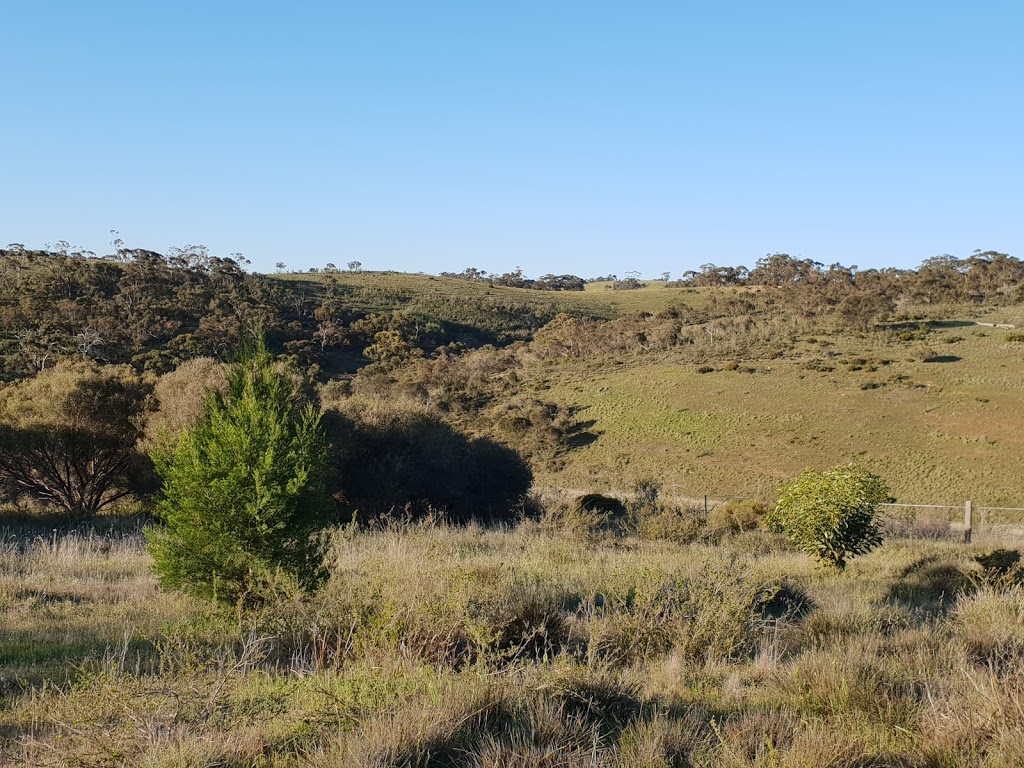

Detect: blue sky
[2, 1, 1021, 277]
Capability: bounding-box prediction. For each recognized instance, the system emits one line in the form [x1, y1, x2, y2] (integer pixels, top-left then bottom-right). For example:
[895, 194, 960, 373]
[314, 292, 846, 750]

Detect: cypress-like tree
[146, 344, 329, 605]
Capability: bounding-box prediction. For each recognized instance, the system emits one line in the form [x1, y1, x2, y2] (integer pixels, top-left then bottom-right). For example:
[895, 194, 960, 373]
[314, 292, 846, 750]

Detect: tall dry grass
[2, 513, 1023, 766]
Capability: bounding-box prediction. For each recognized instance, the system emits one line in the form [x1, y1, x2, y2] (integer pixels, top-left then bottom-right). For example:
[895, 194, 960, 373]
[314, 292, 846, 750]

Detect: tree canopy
[0, 361, 151, 518]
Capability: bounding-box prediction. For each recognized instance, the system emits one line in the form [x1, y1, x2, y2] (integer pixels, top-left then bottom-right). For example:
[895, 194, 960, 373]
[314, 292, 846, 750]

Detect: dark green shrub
[573, 493, 626, 518]
[146, 344, 330, 606]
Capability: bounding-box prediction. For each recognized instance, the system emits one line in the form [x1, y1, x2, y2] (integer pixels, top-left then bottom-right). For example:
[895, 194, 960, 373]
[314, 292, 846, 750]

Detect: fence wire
[877, 502, 1024, 542]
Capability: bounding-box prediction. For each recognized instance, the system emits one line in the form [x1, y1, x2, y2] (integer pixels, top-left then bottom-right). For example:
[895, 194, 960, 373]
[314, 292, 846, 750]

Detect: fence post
[964, 500, 973, 544]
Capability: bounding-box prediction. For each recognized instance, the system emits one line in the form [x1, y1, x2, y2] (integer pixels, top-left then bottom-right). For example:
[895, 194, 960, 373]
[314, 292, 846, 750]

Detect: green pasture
[529, 322, 1024, 506]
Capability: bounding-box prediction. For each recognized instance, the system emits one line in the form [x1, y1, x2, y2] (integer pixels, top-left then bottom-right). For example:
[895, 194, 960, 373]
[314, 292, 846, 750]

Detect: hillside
[292, 269, 1024, 506]
[3, 247, 1024, 507]
[524, 316, 1024, 505]
[276, 270, 700, 321]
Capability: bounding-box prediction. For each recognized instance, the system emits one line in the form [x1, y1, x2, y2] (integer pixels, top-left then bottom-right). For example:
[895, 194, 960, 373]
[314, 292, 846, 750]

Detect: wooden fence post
[964, 500, 973, 544]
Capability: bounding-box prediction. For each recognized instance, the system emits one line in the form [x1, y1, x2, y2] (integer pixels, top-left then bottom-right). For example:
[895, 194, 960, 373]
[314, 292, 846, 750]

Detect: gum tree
[0, 362, 150, 518]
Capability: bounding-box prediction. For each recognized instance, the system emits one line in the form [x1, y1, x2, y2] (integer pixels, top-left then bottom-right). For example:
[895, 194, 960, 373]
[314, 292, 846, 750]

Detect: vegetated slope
[293, 271, 1024, 506]
[0, 248, 619, 378]
[526, 320, 1024, 505]
[277, 271, 696, 327]
[5, 246, 1024, 506]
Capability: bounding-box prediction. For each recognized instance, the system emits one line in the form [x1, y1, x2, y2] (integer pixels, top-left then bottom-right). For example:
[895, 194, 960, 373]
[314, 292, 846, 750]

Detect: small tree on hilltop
[767, 465, 889, 569]
[146, 343, 329, 606]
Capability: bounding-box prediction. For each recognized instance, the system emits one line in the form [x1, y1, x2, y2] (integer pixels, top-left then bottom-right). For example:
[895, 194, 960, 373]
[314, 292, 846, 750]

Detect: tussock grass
[2, 516, 1024, 765]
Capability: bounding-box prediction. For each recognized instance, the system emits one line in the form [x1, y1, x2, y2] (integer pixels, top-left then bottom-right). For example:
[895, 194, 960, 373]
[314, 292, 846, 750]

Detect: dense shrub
[707, 500, 766, 535]
[540, 493, 629, 537]
[623, 480, 709, 543]
[589, 567, 779, 665]
[573, 493, 626, 518]
[141, 357, 227, 452]
[767, 465, 889, 569]
[147, 344, 330, 605]
[630, 504, 706, 543]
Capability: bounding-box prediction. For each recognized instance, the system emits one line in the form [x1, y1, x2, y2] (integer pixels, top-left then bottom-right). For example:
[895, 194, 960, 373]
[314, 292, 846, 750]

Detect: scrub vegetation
[1, 244, 1024, 764]
[3, 517, 1024, 766]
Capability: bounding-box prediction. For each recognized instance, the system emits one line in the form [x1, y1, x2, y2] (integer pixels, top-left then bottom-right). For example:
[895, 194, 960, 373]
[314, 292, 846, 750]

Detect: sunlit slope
[282, 271, 1024, 505]
[528, 326, 1024, 506]
[279, 271, 699, 321]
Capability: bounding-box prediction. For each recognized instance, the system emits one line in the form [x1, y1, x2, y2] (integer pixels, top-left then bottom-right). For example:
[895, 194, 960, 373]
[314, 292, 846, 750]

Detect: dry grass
[2, 514, 1024, 766]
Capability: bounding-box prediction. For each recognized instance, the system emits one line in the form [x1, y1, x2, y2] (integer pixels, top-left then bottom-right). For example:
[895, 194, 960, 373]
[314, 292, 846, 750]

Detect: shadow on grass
[0, 631, 157, 690]
[885, 319, 975, 331]
[885, 555, 972, 618]
[565, 418, 600, 449]
[0, 510, 150, 547]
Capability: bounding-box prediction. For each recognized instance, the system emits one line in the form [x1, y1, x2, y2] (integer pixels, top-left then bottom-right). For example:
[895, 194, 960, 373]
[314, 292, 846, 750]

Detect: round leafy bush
[767, 465, 889, 569]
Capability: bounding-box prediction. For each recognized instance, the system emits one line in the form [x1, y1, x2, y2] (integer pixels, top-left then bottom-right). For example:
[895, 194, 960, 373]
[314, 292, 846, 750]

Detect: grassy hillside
[527, 315, 1024, 506]
[278, 271, 703, 325]
[289, 270, 1024, 507]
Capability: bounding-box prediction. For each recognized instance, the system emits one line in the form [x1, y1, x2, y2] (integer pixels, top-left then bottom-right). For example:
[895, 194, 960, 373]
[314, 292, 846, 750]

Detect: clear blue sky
[2, 1, 1021, 277]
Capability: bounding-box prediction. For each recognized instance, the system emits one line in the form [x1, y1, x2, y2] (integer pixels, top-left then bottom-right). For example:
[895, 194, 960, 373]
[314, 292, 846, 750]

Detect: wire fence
[537, 487, 1024, 543]
[877, 502, 1024, 543]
